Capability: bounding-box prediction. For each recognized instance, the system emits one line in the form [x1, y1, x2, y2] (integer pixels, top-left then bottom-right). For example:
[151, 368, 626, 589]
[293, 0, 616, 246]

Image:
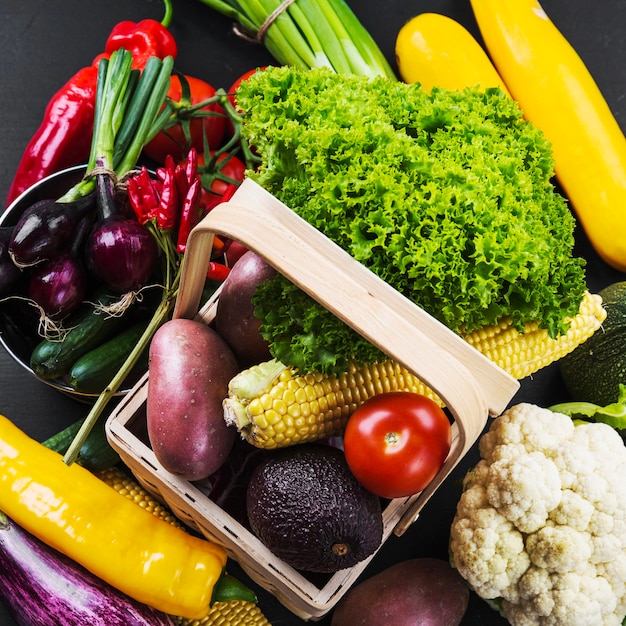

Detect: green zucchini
[560, 281, 626, 405]
[43, 416, 120, 472]
[69, 320, 149, 394]
[29, 292, 127, 380]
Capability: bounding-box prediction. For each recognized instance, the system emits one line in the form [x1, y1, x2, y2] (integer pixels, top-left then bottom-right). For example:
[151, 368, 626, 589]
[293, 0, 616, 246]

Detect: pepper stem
[161, 0, 174, 28]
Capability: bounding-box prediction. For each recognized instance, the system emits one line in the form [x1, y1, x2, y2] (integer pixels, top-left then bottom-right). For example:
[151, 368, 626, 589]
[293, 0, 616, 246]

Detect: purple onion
[85, 219, 158, 293]
[85, 160, 158, 294]
[28, 254, 87, 320]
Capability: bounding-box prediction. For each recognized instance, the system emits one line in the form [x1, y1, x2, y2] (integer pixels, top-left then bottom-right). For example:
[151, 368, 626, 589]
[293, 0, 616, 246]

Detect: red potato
[331, 558, 469, 626]
[214, 250, 277, 367]
[146, 318, 239, 481]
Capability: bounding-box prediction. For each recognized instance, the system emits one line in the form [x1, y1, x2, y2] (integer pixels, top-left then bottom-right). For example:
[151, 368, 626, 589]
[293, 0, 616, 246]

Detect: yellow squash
[395, 13, 510, 95]
[469, 0, 626, 271]
[0, 415, 227, 619]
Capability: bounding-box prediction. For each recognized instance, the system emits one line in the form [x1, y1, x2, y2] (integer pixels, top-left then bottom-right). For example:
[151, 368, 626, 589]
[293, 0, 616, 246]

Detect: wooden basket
[105, 178, 519, 620]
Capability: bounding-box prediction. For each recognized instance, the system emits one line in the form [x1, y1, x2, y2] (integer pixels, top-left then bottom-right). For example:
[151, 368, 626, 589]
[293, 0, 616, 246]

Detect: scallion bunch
[59, 48, 174, 203]
[197, 0, 396, 79]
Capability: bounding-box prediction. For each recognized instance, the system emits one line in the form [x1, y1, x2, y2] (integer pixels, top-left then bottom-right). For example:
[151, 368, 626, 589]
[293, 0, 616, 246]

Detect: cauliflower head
[450, 402, 626, 626]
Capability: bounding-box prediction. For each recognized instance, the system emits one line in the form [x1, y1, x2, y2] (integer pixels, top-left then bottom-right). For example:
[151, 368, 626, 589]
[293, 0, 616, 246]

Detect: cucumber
[43, 417, 120, 472]
[69, 320, 149, 394]
[559, 281, 626, 405]
[29, 292, 127, 380]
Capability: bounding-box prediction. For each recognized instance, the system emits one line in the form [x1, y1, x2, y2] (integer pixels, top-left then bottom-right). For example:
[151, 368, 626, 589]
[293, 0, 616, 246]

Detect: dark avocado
[246, 443, 383, 573]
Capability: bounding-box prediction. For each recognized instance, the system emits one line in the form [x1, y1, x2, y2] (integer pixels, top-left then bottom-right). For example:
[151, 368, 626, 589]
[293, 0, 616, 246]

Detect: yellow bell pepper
[470, 0, 626, 272]
[395, 13, 510, 95]
[0, 414, 227, 619]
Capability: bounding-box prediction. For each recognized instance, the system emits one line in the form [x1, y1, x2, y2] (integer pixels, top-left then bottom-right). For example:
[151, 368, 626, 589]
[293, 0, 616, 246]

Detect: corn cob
[174, 601, 272, 626]
[97, 467, 272, 626]
[463, 290, 606, 379]
[96, 466, 182, 527]
[224, 291, 606, 449]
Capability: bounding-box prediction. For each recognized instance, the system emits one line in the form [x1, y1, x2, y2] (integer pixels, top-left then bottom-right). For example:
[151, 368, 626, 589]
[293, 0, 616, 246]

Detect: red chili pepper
[6, 16, 177, 207]
[156, 168, 179, 231]
[207, 262, 231, 281]
[177, 178, 202, 254]
[127, 166, 161, 224]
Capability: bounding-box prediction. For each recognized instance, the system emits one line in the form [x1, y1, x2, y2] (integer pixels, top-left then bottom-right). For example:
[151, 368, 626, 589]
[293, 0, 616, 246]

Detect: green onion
[58, 48, 174, 203]
[196, 0, 396, 78]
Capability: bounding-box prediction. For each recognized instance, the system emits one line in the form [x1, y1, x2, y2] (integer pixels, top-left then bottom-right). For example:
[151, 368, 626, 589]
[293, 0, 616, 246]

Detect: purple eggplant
[0, 226, 21, 295]
[85, 163, 158, 293]
[0, 510, 177, 626]
[8, 194, 95, 268]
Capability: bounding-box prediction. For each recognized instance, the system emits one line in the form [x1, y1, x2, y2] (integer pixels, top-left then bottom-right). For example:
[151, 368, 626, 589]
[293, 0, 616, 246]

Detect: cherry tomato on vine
[343, 392, 452, 498]
[224, 66, 270, 139]
[198, 151, 247, 211]
[144, 74, 226, 164]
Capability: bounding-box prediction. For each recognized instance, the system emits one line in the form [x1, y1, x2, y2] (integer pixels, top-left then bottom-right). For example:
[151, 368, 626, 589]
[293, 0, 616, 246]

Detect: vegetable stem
[196, 0, 394, 77]
[57, 49, 174, 203]
[63, 281, 178, 466]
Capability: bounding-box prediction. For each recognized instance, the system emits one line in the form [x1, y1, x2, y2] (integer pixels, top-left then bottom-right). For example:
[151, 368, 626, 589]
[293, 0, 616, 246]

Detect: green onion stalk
[196, 0, 396, 79]
[58, 49, 174, 203]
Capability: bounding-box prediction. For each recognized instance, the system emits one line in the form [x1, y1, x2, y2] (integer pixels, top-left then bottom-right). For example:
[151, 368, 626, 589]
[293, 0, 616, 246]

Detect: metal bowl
[0, 166, 142, 401]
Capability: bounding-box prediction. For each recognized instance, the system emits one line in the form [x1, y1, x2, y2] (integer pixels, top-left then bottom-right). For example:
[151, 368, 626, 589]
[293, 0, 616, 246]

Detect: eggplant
[0, 510, 177, 626]
[0, 226, 21, 295]
[85, 163, 158, 293]
[8, 194, 95, 268]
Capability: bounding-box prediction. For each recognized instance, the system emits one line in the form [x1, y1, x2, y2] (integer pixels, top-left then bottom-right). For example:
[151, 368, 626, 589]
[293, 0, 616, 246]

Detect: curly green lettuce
[237, 66, 587, 374]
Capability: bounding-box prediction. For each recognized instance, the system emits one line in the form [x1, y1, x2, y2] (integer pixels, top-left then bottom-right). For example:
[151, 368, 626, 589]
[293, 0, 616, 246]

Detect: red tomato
[198, 151, 247, 210]
[224, 240, 249, 267]
[224, 66, 270, 139]
[343, 392, 452, 498]
[144, 75, 226, 164]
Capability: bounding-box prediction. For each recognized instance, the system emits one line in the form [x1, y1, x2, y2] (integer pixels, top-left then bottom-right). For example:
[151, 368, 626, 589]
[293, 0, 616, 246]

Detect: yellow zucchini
[395, 13, 510, 95]
[470, 0, 626, 271]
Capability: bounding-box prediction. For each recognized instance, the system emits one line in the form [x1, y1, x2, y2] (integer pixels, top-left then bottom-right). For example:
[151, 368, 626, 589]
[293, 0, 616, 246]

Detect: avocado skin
[246, 444, 383, 573]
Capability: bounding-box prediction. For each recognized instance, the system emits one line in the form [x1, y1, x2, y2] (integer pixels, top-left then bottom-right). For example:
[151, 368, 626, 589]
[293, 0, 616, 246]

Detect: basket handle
[174, 179, 519, 531]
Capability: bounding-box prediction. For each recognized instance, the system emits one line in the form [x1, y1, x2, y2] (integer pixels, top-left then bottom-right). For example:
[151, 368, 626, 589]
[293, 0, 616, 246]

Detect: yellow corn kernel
[175, 600, 272, 626]
[463, 291, 606, 380]
[96, 466, 182, 528]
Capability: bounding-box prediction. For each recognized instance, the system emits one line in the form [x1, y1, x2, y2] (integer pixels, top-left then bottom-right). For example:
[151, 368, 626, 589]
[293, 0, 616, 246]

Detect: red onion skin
[29, 254, 87, 320]
[86, 220, 158, 293]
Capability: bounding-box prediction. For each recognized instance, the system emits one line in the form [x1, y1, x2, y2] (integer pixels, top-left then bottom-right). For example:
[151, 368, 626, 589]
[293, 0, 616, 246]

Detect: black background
[1, 1, 625, 624]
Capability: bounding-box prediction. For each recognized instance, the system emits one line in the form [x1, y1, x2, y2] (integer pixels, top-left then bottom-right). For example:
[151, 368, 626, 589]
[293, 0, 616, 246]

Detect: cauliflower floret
[525, 525, 591, 572]
[450, 402, 626, 626]
[450, 505, 530, 601]
[485, 450, 562, 533]
[479, 404, 574, 461]
[548, 489, 594, 531]
[506, 566, 619, 626]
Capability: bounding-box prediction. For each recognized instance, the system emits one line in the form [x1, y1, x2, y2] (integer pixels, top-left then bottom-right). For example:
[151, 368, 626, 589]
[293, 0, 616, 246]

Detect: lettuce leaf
[238, 67, 587, 374]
